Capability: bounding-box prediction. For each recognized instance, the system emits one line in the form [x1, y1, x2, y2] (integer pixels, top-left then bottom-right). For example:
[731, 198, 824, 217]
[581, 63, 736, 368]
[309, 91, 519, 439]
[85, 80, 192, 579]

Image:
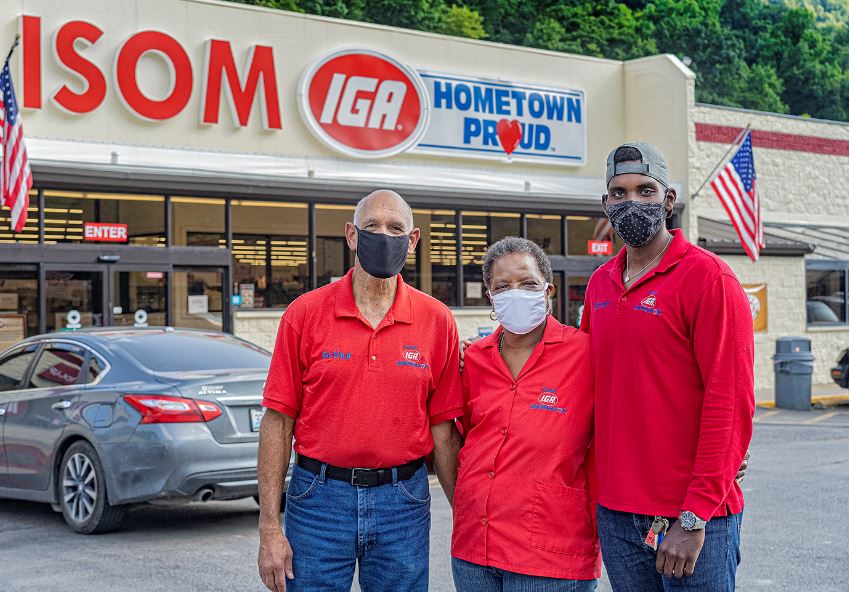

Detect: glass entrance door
[44, 269, 106, 332]
[111, 269, 168, 327]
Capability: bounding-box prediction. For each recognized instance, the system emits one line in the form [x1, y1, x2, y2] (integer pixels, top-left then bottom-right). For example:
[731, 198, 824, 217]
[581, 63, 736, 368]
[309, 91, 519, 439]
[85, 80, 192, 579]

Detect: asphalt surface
[1, 405, 848, 591]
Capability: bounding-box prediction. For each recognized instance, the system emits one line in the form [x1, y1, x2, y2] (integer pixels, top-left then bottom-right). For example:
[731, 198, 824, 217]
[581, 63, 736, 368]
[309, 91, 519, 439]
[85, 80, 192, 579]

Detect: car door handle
[51, 400, 72, 411]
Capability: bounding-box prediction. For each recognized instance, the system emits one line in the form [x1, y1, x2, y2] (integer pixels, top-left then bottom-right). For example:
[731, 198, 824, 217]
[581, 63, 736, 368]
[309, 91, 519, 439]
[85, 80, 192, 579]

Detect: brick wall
[691, 105, 849, 390]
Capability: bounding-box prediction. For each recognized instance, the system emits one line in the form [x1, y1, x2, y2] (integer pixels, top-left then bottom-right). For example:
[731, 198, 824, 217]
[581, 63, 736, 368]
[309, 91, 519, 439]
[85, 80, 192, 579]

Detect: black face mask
[605, 200, 666, 247]
[355, 227, 410, 279]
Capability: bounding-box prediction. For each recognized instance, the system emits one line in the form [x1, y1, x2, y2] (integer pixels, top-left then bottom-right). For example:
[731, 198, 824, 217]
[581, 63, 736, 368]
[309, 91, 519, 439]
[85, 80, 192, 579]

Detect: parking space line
[802, 411, 838, 425]
[753, 410, 780, 423]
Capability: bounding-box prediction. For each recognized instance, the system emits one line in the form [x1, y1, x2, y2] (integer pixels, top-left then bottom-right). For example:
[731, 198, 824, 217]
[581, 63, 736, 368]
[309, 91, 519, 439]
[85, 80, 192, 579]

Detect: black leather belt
[296, 455, 424, 487]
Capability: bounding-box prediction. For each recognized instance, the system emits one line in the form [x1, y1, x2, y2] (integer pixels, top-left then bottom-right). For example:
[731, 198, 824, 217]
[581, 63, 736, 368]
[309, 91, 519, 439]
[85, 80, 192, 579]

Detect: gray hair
[353, 190, 414, 232]
[481, 236, 554, 289]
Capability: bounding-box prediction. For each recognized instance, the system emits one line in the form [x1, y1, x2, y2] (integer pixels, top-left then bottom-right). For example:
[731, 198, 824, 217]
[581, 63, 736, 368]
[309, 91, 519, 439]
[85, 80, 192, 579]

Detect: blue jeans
[452, 557, 598, 592]
[283, 463, 431, 592]
[596, 505, 742, 592]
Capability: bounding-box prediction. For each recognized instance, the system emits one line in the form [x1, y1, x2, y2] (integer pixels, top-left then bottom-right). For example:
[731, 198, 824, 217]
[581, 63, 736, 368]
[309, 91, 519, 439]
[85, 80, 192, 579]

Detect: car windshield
[114, 331, 270, 372]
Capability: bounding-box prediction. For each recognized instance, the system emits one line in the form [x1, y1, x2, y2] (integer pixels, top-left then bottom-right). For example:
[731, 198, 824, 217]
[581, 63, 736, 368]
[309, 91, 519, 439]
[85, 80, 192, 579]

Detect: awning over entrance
[697, 217, 815, 257]
[758, 223, 849, 260]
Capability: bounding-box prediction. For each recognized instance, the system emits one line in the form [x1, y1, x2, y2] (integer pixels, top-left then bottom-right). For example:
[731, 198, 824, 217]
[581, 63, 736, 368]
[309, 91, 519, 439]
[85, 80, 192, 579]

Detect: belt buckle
[350, 467, 370, 486]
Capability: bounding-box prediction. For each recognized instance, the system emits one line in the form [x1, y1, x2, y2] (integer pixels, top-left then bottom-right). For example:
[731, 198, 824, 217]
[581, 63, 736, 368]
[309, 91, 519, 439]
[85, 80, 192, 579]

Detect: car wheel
[59, 441, 125, 534]
[253, 493, 286, 512]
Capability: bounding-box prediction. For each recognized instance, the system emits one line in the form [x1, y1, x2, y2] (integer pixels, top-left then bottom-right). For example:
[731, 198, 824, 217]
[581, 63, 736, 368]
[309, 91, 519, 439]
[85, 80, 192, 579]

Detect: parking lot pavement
[2, 409, 848, 592]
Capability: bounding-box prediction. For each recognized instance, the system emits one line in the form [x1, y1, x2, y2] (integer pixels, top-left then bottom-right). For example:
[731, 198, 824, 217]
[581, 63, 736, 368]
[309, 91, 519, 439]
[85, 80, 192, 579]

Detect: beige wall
[690, 104, 849, 388]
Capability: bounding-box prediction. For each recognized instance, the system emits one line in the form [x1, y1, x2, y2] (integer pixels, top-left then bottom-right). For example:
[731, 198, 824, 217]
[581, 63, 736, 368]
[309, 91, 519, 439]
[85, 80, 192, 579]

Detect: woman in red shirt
[452, 236, 600, 592]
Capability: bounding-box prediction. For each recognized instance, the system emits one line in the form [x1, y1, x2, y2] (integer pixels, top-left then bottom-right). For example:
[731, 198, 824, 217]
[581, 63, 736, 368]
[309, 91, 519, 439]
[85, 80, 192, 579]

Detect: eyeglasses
[487, 282, 548, 297]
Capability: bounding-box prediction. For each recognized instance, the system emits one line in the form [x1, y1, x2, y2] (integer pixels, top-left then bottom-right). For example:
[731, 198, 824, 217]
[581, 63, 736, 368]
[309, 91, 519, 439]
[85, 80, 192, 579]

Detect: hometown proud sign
[300, 49, 586, 165]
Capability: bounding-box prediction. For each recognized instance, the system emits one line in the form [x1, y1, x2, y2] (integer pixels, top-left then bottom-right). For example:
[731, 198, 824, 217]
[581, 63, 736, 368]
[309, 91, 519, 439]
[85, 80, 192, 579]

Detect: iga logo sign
[299, 49, 430, 158]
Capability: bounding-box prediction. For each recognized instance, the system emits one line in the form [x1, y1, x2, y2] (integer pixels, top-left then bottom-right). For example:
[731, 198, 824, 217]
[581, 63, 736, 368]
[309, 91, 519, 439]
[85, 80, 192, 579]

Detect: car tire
[253, 493, 286, 512]
[58, 441, 125, 534]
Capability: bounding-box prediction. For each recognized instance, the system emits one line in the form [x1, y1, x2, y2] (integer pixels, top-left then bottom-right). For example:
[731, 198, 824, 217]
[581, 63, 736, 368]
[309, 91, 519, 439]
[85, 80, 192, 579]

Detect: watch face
[681, 513, 696, 529]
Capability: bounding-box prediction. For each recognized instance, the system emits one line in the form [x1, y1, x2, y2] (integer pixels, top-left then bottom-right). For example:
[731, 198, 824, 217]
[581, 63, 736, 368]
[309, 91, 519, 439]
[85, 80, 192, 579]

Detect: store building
[2, 0, 847, 391]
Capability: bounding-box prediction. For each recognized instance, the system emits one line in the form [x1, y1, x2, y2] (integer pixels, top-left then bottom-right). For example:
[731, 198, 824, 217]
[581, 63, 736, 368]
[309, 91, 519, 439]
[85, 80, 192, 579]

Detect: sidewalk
[756, 383, 849, 408]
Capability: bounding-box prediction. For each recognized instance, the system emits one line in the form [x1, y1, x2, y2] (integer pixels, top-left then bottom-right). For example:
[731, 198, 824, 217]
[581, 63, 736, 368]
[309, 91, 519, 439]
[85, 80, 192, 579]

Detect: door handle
[51, 400, 72, 411]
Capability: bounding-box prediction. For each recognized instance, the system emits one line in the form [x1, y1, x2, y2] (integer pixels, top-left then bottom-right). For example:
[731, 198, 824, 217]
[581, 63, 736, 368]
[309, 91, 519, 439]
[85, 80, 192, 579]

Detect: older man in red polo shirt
[256, 190, 463, 592]
[581, 142, 754, 592]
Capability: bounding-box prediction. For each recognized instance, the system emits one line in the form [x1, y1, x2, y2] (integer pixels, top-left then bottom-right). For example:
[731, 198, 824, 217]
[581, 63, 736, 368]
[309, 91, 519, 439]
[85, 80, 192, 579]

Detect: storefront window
[412, 210, 457, 307]
[527, 214, 562, 255]
[0, 267, 38, 344]
[232, 201, 307, 308]
[45, 270, 105, 332]
[316, 205, 355, 288]
[462, 211, 520, 306]
[43, 191, 165, 246]
[806, 267, 847, 324]
[0, 191, 39, 244]
[172, 269, 224, 331]
[567, 215, 624, 257]
[112, 271, 168, 327]
[172, 197, 226, 247]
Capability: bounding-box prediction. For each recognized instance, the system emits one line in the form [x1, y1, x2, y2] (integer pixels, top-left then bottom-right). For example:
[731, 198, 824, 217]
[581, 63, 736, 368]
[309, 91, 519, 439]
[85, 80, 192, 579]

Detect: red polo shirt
[452, 318, 601, 580]
[262, 269, 463, 468]
[580, 229, 754, 520]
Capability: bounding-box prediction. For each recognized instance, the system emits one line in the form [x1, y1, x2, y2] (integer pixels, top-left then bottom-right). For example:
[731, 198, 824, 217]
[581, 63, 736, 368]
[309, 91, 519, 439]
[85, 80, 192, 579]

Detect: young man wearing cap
[579, 143, 755, 591]
[256, 190, 464, 592]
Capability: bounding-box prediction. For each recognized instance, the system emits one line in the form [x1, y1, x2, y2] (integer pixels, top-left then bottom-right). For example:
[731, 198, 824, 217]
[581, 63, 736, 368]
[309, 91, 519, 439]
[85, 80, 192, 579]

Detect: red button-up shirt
[452, 318, 601, 580]
[580, 229, 755, 520]
[262, 269, 463, 468]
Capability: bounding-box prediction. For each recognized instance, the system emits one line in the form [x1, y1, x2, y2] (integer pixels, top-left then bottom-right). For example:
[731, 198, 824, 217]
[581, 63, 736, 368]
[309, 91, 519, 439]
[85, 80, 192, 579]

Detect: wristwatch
[679, 511, 707, 531]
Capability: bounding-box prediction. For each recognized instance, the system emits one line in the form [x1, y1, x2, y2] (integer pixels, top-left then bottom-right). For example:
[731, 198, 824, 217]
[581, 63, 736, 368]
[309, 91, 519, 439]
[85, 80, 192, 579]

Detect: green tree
[438, 5, 488, 39]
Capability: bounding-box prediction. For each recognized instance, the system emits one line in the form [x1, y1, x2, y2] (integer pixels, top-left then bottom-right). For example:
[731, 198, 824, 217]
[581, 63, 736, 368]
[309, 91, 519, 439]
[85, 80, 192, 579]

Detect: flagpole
[4, 34, 20, 65]
[691, 123, 751, 200]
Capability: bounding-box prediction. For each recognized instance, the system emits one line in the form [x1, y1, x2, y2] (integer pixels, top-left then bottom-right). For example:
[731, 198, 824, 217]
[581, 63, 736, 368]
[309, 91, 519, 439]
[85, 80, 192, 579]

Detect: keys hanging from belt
[644, 516, 669, 551]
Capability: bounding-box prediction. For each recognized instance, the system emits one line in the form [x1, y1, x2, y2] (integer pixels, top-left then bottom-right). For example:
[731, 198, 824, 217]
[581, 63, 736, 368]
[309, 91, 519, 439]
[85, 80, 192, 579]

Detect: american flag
[710, 132, 764, 262]
[1, 46, 33, 233]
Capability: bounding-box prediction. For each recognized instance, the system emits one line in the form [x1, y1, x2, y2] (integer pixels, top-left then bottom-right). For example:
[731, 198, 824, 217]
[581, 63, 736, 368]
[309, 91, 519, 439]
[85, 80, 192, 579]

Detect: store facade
[2, 0, 692, 350]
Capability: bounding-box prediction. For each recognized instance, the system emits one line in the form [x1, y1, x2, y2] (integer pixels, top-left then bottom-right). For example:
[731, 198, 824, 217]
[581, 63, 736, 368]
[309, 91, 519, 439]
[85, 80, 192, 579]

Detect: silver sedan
[0, 327, 284, 534]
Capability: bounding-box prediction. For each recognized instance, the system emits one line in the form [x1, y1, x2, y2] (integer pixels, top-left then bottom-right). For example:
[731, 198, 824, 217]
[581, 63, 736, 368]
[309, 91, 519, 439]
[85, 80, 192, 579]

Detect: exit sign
[84, 223, 128, 243]
[588, 240, 612, 255]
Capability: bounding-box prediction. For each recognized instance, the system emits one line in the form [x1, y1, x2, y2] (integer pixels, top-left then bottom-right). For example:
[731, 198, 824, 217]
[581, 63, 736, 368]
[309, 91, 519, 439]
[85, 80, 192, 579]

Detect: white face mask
[491, 285, 550, 335]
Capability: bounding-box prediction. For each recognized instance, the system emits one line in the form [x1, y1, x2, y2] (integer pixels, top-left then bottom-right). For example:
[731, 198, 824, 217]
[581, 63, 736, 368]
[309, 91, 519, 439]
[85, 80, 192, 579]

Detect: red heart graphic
[496, 119, 522, 155]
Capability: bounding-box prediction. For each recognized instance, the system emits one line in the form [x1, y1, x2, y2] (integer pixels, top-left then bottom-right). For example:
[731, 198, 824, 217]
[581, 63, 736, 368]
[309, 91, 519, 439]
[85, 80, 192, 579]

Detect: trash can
[773, 337, 814, 410]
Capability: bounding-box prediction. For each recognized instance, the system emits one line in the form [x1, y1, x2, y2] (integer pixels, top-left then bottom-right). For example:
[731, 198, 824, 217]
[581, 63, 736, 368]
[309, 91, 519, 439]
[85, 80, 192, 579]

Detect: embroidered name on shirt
[322, 350, 351, 360]
[593, 300, 611, 311]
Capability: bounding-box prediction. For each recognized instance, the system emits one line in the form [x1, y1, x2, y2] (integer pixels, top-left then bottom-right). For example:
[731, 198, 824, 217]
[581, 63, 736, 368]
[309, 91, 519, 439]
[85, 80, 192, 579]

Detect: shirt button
[481, 517, 488, 526]
[621, 295, 626, 301]
[501, 427, 507, 435]
[371, 355, 376, 361]
[511, 384, 517, 391]
[487, 471, 495, 479]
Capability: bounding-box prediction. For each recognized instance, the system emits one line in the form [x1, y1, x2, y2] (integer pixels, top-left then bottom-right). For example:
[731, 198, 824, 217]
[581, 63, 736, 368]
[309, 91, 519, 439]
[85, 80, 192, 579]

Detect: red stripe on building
[696, 123, 849, 157]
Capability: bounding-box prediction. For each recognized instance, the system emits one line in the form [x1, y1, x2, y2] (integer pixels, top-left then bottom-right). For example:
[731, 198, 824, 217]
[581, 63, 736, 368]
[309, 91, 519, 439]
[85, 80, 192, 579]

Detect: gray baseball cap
[605, 142, 670, 188]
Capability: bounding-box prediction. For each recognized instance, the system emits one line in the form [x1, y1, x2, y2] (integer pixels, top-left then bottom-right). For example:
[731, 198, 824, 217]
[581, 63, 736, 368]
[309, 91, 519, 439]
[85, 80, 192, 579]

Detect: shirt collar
[334, 268, 413, 324]
[481, 315, 565, 348]
[608, 228, 690, 287]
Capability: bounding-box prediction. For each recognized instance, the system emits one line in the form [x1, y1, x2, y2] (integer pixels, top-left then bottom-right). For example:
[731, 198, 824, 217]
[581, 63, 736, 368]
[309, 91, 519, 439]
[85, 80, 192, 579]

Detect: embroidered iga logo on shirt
[530, 387, 567, 414]
[634, 291, 663, 316]
[397, 345, 429, 369]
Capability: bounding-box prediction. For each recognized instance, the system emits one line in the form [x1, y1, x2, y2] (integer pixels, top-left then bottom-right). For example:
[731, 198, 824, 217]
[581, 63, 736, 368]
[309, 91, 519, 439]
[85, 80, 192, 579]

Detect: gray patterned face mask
[605, 200, 665, 247]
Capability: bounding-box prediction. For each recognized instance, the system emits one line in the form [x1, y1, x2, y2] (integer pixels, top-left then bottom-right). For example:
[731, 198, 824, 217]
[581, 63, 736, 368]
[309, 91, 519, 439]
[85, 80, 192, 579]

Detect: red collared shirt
[580, 229, 755, 520]
[262, 269, 463, 468]
[452, 318, 601, 580]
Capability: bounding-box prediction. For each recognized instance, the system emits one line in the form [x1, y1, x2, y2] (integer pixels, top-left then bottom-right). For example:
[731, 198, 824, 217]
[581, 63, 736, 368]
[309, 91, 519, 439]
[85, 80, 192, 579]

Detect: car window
[0, 344, 40, 393]
[119, 332, 270, 372]
[84, 355, 105, 384]
[29, 343, 88, 389]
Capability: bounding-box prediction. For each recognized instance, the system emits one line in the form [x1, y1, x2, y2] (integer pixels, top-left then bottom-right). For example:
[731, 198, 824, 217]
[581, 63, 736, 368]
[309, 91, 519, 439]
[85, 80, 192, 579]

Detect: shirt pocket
[529, 480, 598, 556]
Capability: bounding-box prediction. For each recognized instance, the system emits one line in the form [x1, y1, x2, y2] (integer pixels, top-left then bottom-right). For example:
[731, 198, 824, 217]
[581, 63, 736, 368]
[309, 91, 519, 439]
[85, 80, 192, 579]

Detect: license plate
[250, 408, 266, 432]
